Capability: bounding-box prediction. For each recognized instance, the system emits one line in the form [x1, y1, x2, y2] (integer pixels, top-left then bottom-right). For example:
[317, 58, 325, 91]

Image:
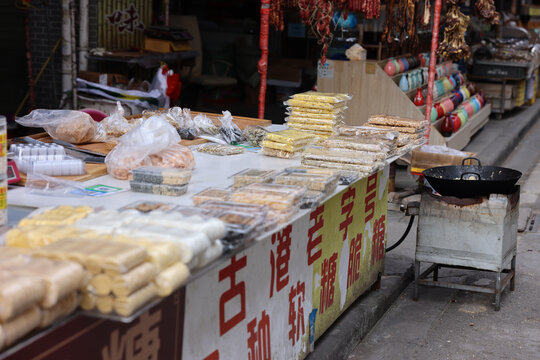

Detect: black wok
[422, 157, 522, 198]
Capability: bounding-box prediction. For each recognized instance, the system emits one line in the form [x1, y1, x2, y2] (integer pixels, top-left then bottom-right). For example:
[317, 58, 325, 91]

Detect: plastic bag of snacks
[290, 91, 351, 104]
[105, 116, 194, 179]
[16, 109, 107, 144]
[219, 111, 243, 144]
[193, 113, 219, 136]
[178, 108, 199, 140]
[100, 101, 135, 138]
[242, 126, 267, 147]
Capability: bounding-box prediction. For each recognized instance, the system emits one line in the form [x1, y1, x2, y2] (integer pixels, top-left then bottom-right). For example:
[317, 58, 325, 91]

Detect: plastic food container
[198, 200, 269, 218]
[300, 190, 326, 209]
[192, 187, 231, 205]
[231, 183, 306, 211]
[274, 172, 338, 193]
[218, 211, 263, 238]
[131, 166, 192, 186]
[129, 181, 188, 196]
[267, 205, 300, 224]
[121, 201, 177, 213]
[233, 169, 276, 187]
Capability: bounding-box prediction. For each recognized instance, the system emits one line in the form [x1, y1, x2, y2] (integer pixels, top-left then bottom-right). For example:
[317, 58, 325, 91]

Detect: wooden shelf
[434, 104, 492, 150]
[317, 59, 491, 150]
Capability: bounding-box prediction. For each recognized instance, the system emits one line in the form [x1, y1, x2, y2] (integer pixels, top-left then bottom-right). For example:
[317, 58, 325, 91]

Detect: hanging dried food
[298, 0, 335, 65]
[475, 0, 500, 25]
[422, 0, 431, 27]
[270, 0, 286, 31]
[437, 0, 470, 61]
[381, 0, 415, 44]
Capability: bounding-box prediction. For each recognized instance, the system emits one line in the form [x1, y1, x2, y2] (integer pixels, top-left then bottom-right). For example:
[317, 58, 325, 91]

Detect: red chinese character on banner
[364, 174, 378, 223]
[307, 205, 324, 266]
[270, 225, 292, 298]
[371, 215, 386, 265]
[101, 310, 161, 360]
[347, 233, 362, 289]
[340, 187, 356, 241]
[203, 350, 220, 360]
[219, 255, 247, 336]
[319, 252, 338, 314]
[247, 311, 271, 360]
[288, 281, 306, 346]
[106, 4, 145, 33]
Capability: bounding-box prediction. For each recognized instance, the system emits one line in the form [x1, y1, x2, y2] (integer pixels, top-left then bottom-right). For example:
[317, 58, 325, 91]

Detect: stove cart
[413, 188, 519, 311]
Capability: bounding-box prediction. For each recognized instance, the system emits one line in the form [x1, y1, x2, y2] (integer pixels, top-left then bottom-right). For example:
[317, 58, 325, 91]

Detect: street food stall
[0, 91, 428, 359]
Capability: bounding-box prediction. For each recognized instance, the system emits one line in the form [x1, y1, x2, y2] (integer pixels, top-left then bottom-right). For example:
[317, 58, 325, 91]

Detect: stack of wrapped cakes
[284, 92, 351, 139]
[365, 115, 427, 155]
[261, 129, 316, 159]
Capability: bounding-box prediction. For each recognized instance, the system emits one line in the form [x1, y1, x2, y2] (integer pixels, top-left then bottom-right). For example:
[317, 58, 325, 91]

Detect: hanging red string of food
[437, 0, 470, 61]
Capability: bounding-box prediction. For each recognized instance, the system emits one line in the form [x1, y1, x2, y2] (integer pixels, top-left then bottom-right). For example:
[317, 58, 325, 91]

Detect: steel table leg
[413, 260, 420, 301]
[433, 265, 439, 282]
[510, 255, 516, 292]
[494, 272, 502, 311]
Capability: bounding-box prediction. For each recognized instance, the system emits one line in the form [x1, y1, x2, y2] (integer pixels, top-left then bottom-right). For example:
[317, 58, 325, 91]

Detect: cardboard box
[78, 71, 128, 87]
[411, 149, 476, 176]
[144, 37, 192, 53]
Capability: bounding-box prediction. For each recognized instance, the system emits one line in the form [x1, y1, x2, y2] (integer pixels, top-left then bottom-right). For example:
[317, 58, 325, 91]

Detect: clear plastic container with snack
[192, 187, 231, 205]
[274, 172, 338, 194]
[233, 169, 276, 187]
[231, 183, 306, 211]
[131, 166, 192, 186]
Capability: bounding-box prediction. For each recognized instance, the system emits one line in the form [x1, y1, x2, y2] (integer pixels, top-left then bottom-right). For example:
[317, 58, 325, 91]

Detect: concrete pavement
[309, 102, 540, 360]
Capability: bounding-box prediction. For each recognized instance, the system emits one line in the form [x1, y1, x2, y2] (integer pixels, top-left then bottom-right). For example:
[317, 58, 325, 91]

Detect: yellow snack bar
[90, 274, 113, 296]
[287, 122, 335, 133]
[112, 262, 158, 297]
[286, 98, 347, 110]
[303, 147, 385, 165]
[80, 292, 97, 310]
[154, 262, 190, 297]
[261, 140, 305, 153]
[285, 116, 338, 125]
[18, 206, 92, 227]
[261, 147, 296, 159]
[286, 106, 346, 115]
[0, 306, 41, 349]
[96, 295, 114, 314]
[114, 283, 158, 317]
[40, 292, 78, 328]
[291, 91, 351, 103]
[265, 129, 316, 145]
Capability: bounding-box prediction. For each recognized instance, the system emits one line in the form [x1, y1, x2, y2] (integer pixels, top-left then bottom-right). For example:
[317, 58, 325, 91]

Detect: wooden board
[317, 59, 451, 148]
[14, 111, 271, 184]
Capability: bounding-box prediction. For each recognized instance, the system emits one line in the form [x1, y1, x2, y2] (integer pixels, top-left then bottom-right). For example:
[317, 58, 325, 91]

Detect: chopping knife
[52, 139, 106, 157]
[63, 148, 105, 163]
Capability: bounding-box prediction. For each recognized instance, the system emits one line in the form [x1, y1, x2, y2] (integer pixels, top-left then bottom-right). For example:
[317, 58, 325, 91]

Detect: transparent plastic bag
[16, 109, 106, 144]
[265, 129, 316, 145]
[193, 113, 219, 136]
[25, 173, 87, 196]
[219, 111, 243, 144]
[105, 115, 189, 180]
[101, 102, 133, 138]
[290, 91, 351, 104]
[178, 108, 199, 140]
[165, 107, 183, 129]
[242, 126, 267, 147]
[261, 147, 296, 159]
